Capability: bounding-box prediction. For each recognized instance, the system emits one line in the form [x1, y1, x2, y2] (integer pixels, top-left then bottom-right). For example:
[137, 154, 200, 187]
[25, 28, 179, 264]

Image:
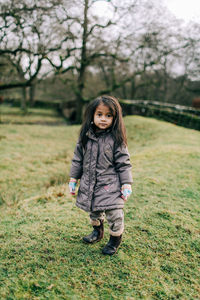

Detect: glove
[69, 178, 77, 195]
[121, 184, 132, 201]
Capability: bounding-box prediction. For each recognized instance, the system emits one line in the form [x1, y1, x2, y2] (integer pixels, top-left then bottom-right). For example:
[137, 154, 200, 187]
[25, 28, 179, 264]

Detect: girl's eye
[97, 113, 102, 116]
[107, 114, 112, 118]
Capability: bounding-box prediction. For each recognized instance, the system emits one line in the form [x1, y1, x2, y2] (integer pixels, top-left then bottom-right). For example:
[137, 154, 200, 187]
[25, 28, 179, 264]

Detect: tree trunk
[122, 84, 127, 99]
[21, 87, 27, 112]
[75, 97, 84, 124]
[29, 84, 36, 107]
[130, 79, 135, 99]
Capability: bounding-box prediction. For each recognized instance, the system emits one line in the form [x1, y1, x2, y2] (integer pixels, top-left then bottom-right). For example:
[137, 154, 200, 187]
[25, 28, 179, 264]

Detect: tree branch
[86, 52, 128, 64]
[87, 20, 114, 37]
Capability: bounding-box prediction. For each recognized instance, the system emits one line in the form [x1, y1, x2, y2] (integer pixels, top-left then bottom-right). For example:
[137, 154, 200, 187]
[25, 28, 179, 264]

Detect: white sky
[163, 0, 200, 23]
[93, 0, 200, 23]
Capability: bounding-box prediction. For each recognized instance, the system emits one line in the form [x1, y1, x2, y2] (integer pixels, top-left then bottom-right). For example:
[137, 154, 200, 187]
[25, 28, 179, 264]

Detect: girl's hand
[69, 178, 77, 195]
[121, 184, 132, 201]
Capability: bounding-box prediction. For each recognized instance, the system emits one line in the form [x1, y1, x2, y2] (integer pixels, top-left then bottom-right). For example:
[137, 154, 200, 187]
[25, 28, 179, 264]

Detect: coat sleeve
[70, 141, 83, 179]
[114, 143, 133, 185]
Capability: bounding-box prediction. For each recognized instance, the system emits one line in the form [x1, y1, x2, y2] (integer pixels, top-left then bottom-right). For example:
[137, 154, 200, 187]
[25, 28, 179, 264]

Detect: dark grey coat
[70, 128, 133, 212]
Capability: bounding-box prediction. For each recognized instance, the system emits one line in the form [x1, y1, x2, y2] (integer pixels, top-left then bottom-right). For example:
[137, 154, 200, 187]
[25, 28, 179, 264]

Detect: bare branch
[87, 20, 114, 37]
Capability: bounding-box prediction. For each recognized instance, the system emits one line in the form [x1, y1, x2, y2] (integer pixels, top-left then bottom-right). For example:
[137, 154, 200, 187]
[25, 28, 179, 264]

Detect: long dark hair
[79, 95, 127, 148]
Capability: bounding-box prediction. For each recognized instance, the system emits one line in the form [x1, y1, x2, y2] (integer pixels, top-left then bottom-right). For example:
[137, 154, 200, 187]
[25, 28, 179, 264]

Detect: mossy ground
[0, 105, 199, 299]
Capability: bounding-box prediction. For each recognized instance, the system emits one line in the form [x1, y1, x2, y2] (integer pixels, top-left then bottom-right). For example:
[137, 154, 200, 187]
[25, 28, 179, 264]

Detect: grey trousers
[90, 209, 124, 236]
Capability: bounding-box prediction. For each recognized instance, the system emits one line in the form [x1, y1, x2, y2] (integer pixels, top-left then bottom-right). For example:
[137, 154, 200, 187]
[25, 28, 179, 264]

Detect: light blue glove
[121, 184, 132, 201]
[69, 178, 77, 195]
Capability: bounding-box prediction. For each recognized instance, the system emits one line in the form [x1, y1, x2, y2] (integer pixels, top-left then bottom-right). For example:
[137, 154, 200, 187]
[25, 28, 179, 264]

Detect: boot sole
[82, 234, 104, 244]
[102, 245, 120, 255]
[82, 238, 102, 244]
[102, 239, 122, 256]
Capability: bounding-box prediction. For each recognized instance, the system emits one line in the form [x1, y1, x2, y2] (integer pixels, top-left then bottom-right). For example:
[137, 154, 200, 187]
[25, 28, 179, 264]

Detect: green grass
[0, 105, 66, 125]
[0, 106, 200, 299]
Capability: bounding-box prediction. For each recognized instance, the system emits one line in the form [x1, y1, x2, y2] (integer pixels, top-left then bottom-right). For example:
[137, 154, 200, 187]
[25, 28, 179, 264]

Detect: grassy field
[0, 105, 66, 125]
[0, 105, 200, 299]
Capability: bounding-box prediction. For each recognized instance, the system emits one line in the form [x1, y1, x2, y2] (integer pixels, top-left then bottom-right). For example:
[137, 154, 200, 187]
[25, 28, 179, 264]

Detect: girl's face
[94, 103, 113, 130]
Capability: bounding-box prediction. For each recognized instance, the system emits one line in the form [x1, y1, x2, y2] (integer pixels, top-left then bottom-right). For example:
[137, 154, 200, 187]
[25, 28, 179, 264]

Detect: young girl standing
[69, 95, 133, 255]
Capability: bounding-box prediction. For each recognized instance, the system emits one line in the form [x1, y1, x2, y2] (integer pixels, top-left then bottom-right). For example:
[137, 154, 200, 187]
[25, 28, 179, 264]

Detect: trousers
[89, 208, 124, 236]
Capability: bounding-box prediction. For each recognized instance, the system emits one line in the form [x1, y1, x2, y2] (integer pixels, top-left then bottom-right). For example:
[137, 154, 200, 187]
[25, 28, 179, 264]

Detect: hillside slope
[0, 114, 199, 299]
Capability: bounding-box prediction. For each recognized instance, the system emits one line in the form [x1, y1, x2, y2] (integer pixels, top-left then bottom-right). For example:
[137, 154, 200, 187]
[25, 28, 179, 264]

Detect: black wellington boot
[83, 220, 104, 244]
[102, 235, 122, 255]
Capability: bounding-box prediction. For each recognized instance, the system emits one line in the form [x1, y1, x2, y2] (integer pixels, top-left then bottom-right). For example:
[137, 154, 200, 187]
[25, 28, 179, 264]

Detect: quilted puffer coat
[70, 128, 133, 212]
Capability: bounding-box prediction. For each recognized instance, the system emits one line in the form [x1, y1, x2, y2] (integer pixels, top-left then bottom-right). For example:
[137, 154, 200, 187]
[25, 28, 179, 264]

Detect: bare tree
[0, 0, 72, 109]
[45, 0, 141, 122]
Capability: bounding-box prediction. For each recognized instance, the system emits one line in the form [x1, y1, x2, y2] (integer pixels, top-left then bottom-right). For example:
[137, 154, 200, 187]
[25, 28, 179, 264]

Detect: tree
[44, 0, 150, 122]
[0, 0, 71, 109]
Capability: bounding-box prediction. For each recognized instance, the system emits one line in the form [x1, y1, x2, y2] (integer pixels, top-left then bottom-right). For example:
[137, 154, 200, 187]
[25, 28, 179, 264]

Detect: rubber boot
[83, 220, 104, 244]
[102, 235, 122, 255]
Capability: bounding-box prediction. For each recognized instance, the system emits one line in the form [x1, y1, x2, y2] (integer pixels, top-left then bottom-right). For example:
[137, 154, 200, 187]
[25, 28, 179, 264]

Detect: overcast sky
[163, 0, 200, 23]
[93, 0, 200, 23]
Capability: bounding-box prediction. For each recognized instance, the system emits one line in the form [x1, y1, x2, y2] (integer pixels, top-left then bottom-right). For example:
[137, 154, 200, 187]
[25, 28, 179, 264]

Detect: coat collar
[86, 126, 111, 141]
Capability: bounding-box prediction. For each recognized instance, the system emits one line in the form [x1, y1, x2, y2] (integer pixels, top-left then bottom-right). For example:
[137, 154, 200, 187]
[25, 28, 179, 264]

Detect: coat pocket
[95, 174, 120, 194]
[79, 175, 88, 194]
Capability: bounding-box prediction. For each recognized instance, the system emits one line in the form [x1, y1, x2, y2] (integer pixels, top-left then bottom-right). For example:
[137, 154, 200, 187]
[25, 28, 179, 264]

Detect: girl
[69, 95, 133, 255]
